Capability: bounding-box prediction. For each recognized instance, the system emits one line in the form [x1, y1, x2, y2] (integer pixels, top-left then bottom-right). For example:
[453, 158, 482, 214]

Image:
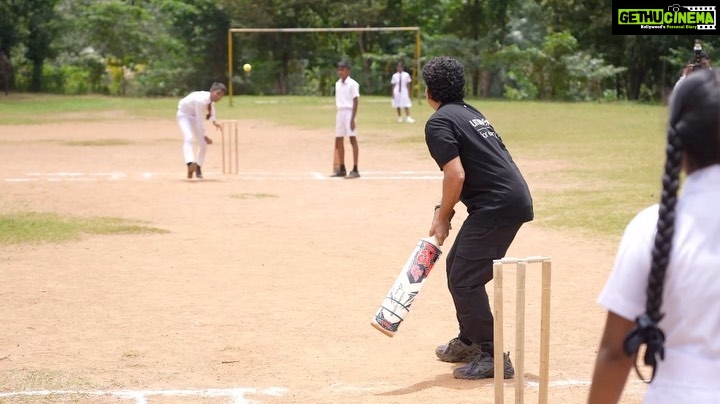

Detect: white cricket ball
[243, 63, 252, 72]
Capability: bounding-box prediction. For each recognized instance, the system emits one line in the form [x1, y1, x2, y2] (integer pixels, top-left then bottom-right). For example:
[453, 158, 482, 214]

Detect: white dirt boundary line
[0, 386, 286, 404]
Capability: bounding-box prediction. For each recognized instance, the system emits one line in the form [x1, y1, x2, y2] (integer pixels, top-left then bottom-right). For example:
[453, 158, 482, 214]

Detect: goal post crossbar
[229, 27, 419, 33]
[227, 27, 422, 106]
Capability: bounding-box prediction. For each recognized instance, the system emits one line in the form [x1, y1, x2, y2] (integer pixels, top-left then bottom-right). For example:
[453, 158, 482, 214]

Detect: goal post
[227, 26, 421, 106]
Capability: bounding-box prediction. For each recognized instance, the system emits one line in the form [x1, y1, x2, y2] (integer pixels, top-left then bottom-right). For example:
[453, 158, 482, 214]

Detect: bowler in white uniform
[176, 82, 226, 179]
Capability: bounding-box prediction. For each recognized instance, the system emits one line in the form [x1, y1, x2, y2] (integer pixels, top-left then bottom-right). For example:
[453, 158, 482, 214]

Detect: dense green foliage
[0, 0, 717, 101]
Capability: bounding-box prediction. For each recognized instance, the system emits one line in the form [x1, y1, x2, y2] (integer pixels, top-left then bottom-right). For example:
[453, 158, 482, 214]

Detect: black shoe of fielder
[330, 169, 347, 177]
[195, 165, 203, 179]
[452, 351, 515, 380]
[187, 162, 197, 179]
[435, 338, 484, 363]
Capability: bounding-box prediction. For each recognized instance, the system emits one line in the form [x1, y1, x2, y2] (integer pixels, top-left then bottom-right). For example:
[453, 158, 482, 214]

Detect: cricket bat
[371, 236, 442, 337]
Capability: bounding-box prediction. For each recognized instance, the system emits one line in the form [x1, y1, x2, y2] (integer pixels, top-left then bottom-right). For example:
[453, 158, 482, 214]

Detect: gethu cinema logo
[618, 5, 715, 26]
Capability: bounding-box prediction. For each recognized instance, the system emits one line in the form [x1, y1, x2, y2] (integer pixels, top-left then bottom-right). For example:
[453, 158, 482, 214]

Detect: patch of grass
[121, 350, 142, 359]
[0, 368, 94, 391]
[534, 187, 656, 239]
[63, 139, 131, 146]
[230, 192, 278, 199]
[0, 212, 168, 245]
[380, 99, 665, 242]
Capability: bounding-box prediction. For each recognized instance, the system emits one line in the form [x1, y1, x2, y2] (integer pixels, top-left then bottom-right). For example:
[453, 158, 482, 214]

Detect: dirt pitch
[0, 117, 646, 403]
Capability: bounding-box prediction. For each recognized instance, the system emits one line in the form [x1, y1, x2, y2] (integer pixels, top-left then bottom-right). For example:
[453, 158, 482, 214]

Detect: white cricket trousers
[177, 113, 207, 166]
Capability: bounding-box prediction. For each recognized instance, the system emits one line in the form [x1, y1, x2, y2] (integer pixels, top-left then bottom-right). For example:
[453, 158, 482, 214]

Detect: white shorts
[335, 109, 357, 137]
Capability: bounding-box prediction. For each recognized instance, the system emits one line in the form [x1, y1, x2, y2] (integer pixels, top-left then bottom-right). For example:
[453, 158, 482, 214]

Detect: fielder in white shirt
[177, 82, 226, 179]
[391, 62, 415, 123]
[330, 60, 360, 179]
[589, 69, 720, 404]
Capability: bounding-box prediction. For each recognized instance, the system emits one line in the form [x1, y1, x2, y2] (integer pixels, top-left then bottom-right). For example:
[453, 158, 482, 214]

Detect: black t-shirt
[425, 101, 534, 225]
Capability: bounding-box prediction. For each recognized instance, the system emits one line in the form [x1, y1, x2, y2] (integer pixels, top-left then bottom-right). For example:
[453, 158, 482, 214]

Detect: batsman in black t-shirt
[424, 56, 534, 380]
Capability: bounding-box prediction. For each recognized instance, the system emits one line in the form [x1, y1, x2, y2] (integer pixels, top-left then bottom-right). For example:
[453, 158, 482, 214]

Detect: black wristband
[434, 204, 442, 210]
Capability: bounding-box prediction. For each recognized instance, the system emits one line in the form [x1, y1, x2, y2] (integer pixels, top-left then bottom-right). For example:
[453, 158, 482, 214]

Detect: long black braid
[622, 127, 682, 381]
[623, 68, 720, 382]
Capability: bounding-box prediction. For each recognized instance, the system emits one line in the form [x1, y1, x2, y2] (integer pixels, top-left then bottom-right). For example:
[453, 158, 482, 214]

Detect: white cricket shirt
[335, 77, 359, 110]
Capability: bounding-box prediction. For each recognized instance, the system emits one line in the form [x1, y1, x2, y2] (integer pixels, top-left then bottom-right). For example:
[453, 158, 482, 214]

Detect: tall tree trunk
[30, 59, 43, 92]
[627, 61, 647, 100]
[0, 52, 12, 95]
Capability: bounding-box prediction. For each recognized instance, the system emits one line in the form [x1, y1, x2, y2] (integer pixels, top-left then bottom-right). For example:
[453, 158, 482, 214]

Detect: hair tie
[623, 313, 666, 382]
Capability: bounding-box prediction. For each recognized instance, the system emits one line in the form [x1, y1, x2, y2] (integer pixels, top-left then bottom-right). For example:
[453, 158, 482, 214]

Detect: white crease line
[5, 171, 442, 182]
[27, 172, 87, 177]
[231, 175, 440, 181]
[527, 379, 590, 387]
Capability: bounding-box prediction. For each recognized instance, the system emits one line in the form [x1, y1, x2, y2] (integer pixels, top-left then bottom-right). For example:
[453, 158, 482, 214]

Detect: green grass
[485, 101, 666, 239]
[0, 212, 168, 244]
[0, 94, 177, 123]
[0, 94, 670, 241]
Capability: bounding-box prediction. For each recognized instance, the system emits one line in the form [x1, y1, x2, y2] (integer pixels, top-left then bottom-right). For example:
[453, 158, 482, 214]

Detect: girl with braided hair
[588, 68, 720, 403]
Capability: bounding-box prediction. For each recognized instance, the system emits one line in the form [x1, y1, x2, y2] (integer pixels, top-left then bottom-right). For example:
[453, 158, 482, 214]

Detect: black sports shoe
[452, 351, 515, 380]
[330, 169, 347, 177]
[195, 165, 203, 179]
[435, 338, 484, 363]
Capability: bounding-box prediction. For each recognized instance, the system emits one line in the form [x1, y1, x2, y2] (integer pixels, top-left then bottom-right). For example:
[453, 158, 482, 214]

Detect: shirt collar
[682, 164, 720, 196]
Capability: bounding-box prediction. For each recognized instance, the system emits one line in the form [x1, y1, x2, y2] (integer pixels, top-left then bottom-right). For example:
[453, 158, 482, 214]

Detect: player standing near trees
[391, 61, 415, 123]
[330, 60, 360, 179]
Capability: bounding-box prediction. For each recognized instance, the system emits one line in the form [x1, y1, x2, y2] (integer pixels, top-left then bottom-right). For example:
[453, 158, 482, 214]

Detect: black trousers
[445, 213, 524, 352]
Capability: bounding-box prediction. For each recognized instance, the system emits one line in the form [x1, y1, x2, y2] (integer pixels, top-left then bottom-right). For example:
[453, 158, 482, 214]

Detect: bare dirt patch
[0, 118, 644, 403]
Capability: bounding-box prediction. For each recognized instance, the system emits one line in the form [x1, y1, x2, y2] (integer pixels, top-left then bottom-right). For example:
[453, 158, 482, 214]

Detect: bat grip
[423, 235, 440, 247]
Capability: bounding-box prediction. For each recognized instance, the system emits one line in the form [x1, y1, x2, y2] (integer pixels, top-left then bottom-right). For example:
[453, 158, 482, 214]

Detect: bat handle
[422, 235, 440, 248]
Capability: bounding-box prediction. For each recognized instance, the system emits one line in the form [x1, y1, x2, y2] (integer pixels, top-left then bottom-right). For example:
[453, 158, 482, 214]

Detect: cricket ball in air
[243, 63, 252, 72]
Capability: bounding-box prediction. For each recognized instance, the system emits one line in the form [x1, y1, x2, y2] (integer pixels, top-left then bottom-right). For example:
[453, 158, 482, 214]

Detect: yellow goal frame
[227, 27, 421, 106]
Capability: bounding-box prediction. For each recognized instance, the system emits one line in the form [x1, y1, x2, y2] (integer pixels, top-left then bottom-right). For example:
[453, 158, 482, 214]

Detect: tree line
[0, 0, 716, 102]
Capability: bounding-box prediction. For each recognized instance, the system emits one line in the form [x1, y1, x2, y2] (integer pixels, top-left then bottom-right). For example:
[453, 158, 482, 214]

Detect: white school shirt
[335, 77, 359, 110]
[598, 164, 720, 402]
[177, 91, 215, 137]
[391, 71, 412, 108]
[391, 71, 411, 93]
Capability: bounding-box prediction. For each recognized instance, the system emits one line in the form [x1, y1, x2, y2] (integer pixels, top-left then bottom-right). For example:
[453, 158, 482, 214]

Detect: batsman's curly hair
[422, 56, 465, 104]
